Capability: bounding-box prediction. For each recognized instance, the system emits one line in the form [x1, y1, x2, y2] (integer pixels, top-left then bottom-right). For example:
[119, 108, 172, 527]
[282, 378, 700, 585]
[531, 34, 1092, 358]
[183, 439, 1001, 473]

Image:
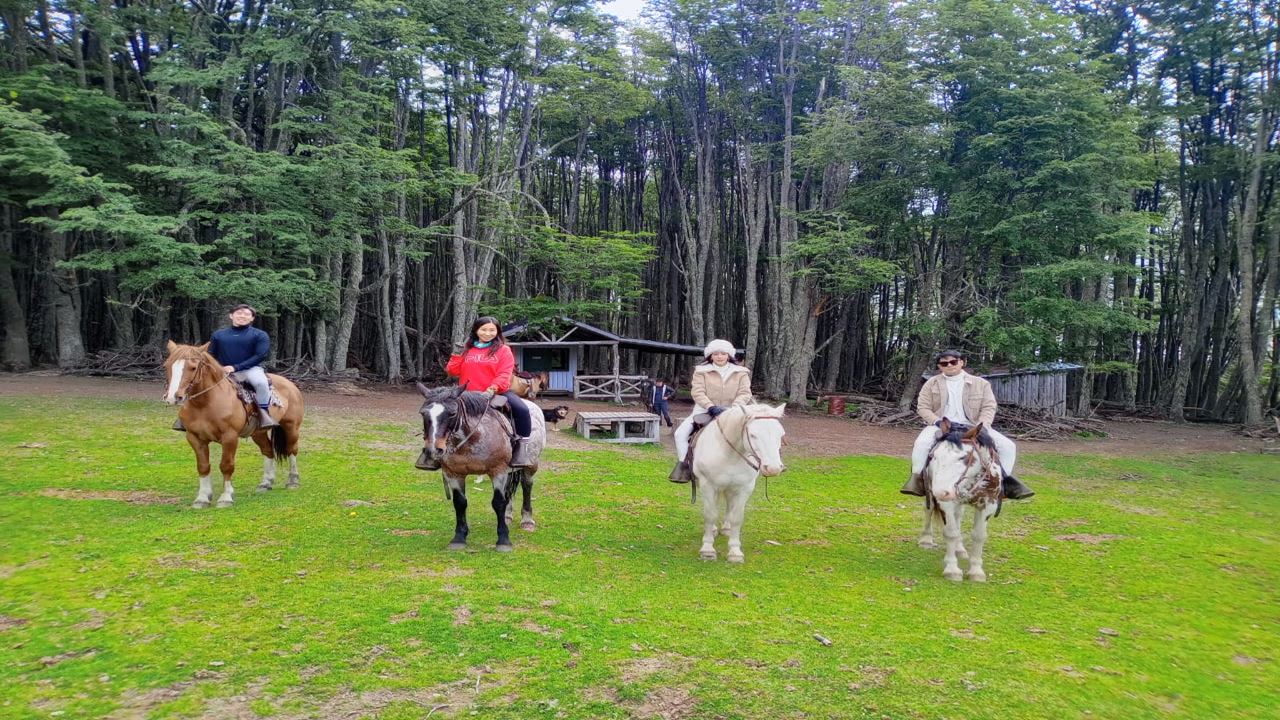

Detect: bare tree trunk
[738, 144, 768, 368]
[1, 6, 30, 72]
[330, 234, 363, 372]
[46, 213, 85, 367]
[1234, 108, 1269, 426]
[823, 300, 852, 392]
[0, 207, 31, 369]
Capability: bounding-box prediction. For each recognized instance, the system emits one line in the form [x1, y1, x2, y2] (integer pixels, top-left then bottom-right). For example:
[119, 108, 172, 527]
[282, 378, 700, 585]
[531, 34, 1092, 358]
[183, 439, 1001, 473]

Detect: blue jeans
[652, 401, 672, 426]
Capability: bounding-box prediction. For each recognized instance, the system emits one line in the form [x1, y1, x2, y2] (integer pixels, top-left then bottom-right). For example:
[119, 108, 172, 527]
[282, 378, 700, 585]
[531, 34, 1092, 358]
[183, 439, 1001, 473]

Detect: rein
[713, 414, 783, 473]
[177, 358, 230, 402]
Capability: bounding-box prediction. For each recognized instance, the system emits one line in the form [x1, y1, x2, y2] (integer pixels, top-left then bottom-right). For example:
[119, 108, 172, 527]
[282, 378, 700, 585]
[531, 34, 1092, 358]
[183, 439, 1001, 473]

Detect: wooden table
[573, 410, 661, 444]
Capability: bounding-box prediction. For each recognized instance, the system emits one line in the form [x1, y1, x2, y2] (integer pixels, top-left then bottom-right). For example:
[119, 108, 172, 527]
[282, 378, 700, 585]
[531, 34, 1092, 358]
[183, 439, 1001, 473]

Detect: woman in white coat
[669, 339, 754, 483]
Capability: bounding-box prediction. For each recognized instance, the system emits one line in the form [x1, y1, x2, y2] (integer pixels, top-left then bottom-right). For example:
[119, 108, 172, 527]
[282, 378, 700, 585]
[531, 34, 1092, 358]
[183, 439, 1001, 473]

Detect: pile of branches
[66, 348, 164, 379]
[66, 349, 377, 395]
[840, 394, 1108, 440]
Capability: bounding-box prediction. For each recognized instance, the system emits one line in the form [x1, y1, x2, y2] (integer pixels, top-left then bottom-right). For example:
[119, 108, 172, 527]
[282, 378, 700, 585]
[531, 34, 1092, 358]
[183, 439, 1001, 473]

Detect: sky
[599, 0, 648, 24]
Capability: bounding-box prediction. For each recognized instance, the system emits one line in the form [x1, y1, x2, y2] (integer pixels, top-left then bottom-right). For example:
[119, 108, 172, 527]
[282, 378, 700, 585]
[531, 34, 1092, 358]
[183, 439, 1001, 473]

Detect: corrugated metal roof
[504, 316, 706, 355]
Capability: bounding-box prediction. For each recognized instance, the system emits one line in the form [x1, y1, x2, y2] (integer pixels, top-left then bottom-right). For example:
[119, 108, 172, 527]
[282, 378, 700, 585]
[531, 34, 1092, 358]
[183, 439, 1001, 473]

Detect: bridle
[172, 355, 229, 403]
[714, 413, 784, 473]
[422, 395, 495, 456]
[925, 436, 1001, 499]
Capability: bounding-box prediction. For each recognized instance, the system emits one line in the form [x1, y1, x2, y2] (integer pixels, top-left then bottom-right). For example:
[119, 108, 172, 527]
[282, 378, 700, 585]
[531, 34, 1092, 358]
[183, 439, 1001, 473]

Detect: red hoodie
[446, 344, 515, 393]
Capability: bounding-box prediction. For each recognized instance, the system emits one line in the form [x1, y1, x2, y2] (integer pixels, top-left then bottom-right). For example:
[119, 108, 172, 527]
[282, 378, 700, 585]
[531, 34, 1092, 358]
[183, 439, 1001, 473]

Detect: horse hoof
[446, 542, 467, 551]
[957, 549, 969, 560]
[495, 544, 514, 553]
[968, 571, 987, 583]
[191, 500, 210, 509]
[256, 484, 272, 493]
[286, 482, 300, 490]
[699, 550, 717, 561]
[520, 521, 536, 532]
[215, 500, 233, 509]
[943, 570, 963, 582]
[719, 527, 731, 537]
[918, 540, 937, 550]
[727, 553, 744, 564]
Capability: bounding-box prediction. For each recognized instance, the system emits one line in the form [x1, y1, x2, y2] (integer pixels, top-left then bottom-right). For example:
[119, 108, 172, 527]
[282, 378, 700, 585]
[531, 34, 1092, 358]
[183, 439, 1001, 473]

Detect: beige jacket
[916, 371, 997, 426]
[690, 363, 753, 411]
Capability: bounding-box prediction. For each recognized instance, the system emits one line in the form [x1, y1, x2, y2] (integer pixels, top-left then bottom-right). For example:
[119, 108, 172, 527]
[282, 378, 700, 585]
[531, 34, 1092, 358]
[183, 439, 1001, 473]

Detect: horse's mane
[938, 423, 994, 450]
[456, 391, 492, 421]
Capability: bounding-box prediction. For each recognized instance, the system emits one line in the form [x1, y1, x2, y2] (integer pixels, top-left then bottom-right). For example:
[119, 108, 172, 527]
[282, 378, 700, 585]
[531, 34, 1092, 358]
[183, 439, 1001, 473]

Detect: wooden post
[612, 342, 621, 403]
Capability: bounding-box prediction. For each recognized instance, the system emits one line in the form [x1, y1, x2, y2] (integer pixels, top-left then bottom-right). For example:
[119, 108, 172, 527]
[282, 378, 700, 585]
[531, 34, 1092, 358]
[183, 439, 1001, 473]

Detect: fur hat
[704, 339, 736, 358]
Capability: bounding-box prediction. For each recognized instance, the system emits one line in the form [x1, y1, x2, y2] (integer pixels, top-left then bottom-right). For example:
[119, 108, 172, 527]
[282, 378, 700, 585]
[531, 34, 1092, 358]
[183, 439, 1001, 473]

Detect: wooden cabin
[981, 362, 1084, 417]
[502, 318, 705, 401]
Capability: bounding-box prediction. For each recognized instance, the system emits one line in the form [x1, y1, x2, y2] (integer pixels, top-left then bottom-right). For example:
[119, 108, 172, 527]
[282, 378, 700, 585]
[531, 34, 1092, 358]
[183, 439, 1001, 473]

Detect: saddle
[676, 413, 714, 502]
[233, 380, 284, 438]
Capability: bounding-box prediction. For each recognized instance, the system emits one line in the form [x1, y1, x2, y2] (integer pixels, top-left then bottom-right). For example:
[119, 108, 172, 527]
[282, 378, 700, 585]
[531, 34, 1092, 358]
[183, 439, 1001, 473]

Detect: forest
[1, 0, 1277, 424]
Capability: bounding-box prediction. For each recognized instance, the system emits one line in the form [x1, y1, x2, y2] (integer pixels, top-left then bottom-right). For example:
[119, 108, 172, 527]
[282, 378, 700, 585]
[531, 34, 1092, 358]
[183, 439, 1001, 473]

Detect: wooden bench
[573, 411, 661, 444]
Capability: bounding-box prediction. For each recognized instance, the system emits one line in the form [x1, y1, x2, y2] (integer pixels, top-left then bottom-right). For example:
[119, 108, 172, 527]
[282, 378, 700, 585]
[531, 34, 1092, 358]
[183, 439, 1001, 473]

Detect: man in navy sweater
[173, 304, 278, 431]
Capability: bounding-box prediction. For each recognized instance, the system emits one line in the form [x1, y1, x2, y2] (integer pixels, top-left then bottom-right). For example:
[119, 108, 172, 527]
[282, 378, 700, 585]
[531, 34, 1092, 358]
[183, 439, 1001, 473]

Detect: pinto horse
[163, 341, 304, 508]
[415, 383, 546, 551]
[920, 419, 1004, 582]
[690, 403, 787, 563]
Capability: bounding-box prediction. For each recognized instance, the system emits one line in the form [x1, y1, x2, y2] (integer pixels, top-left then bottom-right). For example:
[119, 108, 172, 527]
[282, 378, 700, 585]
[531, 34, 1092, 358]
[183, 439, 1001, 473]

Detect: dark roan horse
[415, 383, 546, 551]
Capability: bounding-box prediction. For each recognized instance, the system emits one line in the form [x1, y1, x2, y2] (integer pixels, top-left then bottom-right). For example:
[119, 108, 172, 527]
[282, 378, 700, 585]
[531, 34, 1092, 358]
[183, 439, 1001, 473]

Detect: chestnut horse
[163, 341, 304, 508]
[509, 371, 547, 399]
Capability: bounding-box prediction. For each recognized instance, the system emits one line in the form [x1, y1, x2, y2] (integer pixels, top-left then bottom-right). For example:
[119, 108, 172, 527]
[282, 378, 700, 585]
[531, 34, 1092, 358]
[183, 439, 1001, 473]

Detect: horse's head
[926, 419, 1002, 503]
[163, 340, 214, 405]
[736, 403, 787, 477]
[416, 383, 464, 467]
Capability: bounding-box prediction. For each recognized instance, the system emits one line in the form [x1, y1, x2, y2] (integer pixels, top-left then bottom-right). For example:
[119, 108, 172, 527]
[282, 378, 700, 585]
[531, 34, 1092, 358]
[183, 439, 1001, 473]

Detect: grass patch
[0, 396, 1277, 718]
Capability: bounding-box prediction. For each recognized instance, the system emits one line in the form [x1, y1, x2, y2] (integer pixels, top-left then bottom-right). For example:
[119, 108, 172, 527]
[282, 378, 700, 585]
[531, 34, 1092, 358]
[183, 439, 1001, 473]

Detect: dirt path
[0, 373, 1266, 458]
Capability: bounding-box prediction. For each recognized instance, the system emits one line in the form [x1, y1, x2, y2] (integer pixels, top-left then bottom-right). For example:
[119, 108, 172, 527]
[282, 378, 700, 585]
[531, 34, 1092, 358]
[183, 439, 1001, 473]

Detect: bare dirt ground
[0, 372, 1267, 458]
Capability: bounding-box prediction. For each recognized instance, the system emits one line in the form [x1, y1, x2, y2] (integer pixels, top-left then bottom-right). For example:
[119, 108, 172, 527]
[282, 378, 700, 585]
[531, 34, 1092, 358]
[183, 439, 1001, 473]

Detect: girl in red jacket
[446, 316, 534, 467]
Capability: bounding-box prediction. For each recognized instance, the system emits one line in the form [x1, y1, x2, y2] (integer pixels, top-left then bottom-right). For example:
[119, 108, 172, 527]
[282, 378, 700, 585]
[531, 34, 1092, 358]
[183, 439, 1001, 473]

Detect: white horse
[691, 403, 787, 563]
[920, 420, 1004, 582]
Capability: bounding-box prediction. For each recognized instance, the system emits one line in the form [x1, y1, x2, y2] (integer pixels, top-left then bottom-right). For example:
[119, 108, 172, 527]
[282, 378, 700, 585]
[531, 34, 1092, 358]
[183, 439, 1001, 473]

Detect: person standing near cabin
[647, 378, 676, 428]
[669, 339, 753, 483]
[446, 316, 534, 468]
[901, 349, 1034, 500]
[173, 303, 278, 431]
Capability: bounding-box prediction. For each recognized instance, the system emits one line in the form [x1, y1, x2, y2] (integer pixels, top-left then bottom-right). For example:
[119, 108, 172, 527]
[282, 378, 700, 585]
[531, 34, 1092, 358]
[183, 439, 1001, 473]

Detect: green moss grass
[0, 397, 1276, 719]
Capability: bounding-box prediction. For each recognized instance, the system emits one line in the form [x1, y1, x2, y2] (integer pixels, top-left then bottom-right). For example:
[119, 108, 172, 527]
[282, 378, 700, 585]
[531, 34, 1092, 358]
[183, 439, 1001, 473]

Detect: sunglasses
[937, 359, 961, 367]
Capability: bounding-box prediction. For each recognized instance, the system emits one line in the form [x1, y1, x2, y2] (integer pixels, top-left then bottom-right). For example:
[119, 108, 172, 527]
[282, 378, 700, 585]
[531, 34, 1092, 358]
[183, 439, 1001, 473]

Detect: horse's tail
[271, 424, 289, 460]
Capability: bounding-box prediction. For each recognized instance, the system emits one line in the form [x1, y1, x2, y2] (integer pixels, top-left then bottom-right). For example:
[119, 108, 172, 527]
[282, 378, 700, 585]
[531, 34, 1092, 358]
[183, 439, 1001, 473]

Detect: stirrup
[258, 407, 279, 429]
[1002, 474, 1035, 500]
[668, 461, 692, 484]
[899, 474, 925, 497]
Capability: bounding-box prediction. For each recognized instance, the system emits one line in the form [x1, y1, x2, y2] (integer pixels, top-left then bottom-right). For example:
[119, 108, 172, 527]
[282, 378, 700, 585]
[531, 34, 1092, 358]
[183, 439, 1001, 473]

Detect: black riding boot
[668, 461, 693, 484]
[257, 405, 279, 430]
[1002, 474, 1035, 500]
[899, 473, 925, 496]
[509, 437, 533, 468]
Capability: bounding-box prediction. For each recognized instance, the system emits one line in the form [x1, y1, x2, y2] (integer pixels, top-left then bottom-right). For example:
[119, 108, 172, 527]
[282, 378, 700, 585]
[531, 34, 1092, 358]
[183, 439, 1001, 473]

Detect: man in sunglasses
[900, 349, 1034, 500]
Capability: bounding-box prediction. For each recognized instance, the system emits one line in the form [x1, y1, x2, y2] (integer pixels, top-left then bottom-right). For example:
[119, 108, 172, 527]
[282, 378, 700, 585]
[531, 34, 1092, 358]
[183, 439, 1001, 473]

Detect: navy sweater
[209, 325, 270, 372]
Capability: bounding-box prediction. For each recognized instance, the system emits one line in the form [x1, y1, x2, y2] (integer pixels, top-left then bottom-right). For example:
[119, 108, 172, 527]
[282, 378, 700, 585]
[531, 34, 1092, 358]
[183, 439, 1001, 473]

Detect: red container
[826, 396, 847, 415]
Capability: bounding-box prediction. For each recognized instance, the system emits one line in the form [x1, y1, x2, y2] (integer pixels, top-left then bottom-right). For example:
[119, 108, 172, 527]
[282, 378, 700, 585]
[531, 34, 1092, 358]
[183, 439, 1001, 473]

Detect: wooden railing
[574, 374, 648, 401]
